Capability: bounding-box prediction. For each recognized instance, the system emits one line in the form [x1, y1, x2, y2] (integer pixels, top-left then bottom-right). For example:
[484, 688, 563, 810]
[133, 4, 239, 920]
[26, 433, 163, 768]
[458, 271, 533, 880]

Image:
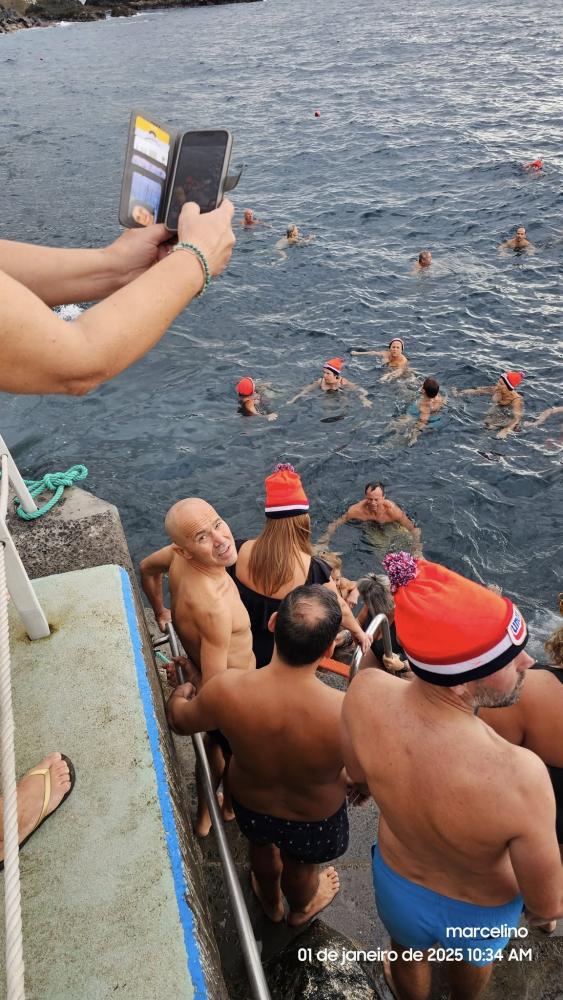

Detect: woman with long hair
[228, 463, 370, 667]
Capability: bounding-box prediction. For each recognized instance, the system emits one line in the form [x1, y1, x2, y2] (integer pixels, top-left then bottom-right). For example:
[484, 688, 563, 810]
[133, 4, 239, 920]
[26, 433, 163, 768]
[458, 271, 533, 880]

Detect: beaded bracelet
[172, 241, 211, 297]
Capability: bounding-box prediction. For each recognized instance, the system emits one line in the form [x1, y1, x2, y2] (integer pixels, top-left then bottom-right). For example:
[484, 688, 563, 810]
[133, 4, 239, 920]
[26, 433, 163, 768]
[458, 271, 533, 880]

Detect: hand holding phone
[176, 199, 236, 277]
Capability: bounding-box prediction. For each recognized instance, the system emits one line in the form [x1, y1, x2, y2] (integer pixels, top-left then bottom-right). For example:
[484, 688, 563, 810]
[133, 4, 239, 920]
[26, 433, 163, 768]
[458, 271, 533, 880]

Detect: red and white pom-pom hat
[236, 376, 256, 396]
[264, 463, 310, 519]
[382, 552, 528, 686]
[324, 357, 344, 376]
[500, 371, 525, 391]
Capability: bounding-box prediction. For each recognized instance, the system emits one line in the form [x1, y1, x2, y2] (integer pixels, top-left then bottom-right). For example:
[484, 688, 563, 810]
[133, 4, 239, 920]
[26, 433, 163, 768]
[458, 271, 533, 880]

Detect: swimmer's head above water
[364, 481, 385, 513]
[236, 376, 256, 399]
[243, 209, 255, 224]
[286, 224, 300, 240]
[322, 357, 344, 387]
[388, 338, 405, 359]
[418, 250, 432, 268]
[422, 377, 440, 398]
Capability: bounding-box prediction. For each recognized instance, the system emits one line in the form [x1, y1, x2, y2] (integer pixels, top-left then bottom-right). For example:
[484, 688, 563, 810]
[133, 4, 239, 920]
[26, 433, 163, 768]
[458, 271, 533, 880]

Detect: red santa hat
[382, 552, 528, 686]
[264, 463, 309, 519]
[500, 371, 525, 391]
[324, 358, 344, 376]
[236, 376, 255, 397]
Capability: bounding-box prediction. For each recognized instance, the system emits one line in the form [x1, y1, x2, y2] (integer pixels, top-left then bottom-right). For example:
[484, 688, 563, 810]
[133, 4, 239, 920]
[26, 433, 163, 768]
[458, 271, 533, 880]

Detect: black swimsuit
[227, 540, 332, 668]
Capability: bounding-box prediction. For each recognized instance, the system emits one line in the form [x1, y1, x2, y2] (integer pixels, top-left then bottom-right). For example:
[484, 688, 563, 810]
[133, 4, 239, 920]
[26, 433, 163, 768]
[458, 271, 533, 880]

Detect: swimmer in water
[412, 249, 432, 274]
[498, 226, 535, 254]
[275, 224, 316, 255]
[318, 482, 420, 550]
[236, 377, 277, 421]
[239, 209, 267, 228]
[405, 377, 445, 445]
[453, 371, 525, 439]
[351, 338, 408, 381]
[526, 405, 563, 428]
[523, 158, 543, 172]
[287, 358, 372, 409]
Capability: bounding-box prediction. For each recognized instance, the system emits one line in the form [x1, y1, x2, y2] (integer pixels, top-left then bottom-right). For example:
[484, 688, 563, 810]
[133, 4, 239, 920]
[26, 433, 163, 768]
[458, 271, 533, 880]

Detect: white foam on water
[55, 303, 83, 321]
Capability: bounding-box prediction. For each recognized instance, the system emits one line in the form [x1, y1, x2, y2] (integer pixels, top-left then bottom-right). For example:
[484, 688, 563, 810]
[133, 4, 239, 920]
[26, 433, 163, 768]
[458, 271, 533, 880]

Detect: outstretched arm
[139, 546, 174, 632]
[351, 350, 385, 357]
[316, 511, 350, 547]
[286, 381, 319, 405]
[526, 406, 563, 427]
[0, 200, 235, 395]
[454, 386, 494, 397]
[346, 380, 372, 409]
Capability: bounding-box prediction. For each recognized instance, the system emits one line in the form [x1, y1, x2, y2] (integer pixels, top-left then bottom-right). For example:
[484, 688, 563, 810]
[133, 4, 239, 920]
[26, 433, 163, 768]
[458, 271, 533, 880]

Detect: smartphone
[118, 111, 175, 228]
[163, 129, 233, 232]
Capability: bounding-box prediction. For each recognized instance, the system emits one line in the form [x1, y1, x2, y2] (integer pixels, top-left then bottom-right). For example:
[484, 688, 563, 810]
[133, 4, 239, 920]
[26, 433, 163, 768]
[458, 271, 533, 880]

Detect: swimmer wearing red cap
[453, 371, 525, 439]
[524, 158, 543, 171]
[498, 226, 535, 255]
[236, 377, 277, 421]
[352, 338, 409, 381]
[287, 358, 372, 409]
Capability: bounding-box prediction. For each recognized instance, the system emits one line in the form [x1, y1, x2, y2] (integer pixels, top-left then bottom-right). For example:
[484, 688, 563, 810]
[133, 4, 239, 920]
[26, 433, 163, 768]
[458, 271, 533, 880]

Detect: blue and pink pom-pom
[383, 552, 418, 593]
[274, 463, 296, 473]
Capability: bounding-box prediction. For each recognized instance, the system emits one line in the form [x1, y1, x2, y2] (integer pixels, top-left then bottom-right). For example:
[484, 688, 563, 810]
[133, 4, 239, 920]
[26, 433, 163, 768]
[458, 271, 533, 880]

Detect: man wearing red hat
[287, 357, 372, 408]
[342, 552, 563, 1000]
[140, 498, 256, 837]
[453, 371, 525, 439]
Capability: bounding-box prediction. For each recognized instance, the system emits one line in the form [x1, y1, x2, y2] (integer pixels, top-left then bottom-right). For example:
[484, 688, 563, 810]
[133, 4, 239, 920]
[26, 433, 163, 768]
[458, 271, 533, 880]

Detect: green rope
[12, 465, 88, 520]
[156, 650, 171, 665]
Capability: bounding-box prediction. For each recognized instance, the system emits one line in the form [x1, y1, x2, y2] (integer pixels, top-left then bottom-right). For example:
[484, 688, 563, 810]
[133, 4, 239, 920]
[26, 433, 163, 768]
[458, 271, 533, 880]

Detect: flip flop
[0, 754, 76, 871]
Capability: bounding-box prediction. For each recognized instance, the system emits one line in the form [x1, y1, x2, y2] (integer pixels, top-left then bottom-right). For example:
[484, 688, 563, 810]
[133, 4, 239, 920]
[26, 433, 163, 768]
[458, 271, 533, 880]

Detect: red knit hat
[236, 377, 255, 397]
[264, 463, 309, 519]
[324, 358, 344, 376]
[382, 552, 528, 686]
[500, 371, 525, 391]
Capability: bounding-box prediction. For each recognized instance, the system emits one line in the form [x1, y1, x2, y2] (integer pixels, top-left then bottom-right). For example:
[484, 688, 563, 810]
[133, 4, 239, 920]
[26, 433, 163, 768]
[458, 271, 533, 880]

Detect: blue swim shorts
[372, 842, 523, 966]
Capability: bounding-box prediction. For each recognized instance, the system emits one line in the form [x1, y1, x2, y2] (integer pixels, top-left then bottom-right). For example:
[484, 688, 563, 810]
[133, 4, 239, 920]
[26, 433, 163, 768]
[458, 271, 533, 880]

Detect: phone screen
[126, 115, 172, 226]
[166, 130, 229, 230]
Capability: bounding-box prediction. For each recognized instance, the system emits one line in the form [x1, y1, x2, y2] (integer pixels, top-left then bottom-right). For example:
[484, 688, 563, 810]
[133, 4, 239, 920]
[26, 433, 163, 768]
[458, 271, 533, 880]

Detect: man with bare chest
[140, 498, 255, 834]
[343, 552, 563, 1000]
[318, 482, 420, 549]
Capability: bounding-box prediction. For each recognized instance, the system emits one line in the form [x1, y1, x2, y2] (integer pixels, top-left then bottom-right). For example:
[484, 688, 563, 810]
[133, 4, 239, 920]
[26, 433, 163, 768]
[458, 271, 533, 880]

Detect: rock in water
[263, 920, 381, 1000]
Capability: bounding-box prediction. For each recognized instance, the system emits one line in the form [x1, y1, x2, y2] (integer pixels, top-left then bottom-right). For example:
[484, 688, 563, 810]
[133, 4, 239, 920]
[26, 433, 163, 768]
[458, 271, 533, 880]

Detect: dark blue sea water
[1, 0, 561, 646]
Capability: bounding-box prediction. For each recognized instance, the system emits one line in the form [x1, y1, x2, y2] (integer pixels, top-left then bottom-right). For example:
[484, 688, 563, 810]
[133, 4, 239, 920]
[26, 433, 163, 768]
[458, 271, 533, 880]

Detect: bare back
[211, 666, 347, 820]
[344, 670, 544, 905]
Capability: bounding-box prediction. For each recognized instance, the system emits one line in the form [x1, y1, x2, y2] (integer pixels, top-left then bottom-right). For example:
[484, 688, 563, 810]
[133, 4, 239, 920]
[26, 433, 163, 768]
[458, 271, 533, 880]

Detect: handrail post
[348, 613, 392, 683]
[160, 624, 271, 1000]
[0, 436, 38, 515]
[0, 455, 49, 641]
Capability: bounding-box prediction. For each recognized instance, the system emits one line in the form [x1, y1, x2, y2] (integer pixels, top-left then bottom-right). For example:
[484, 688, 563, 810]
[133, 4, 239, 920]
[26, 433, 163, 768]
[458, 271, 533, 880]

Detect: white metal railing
[0, 438, 49, 641]
[1, 435, 53, 1000]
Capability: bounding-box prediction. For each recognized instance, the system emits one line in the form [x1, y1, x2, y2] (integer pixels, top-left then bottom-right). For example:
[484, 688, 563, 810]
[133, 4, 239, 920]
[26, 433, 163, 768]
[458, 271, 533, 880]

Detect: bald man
[140, 498, 255, 835]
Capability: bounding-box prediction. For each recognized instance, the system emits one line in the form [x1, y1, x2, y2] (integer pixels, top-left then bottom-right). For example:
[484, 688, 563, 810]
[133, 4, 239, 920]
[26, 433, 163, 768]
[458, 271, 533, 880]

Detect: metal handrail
[162, 624, 271, 1000]
[0, 454, 9, 520]
[349, 613, 392, 683]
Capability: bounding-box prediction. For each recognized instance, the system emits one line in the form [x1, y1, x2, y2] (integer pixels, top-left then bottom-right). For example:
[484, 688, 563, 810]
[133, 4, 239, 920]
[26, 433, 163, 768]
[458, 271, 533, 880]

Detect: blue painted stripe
[118, 566, 208, 1000]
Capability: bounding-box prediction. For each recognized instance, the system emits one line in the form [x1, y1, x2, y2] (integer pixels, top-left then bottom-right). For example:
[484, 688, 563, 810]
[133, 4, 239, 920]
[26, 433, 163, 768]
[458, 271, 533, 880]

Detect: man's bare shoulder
[346, 501, 368, 520]
[382, 498, 403, 516]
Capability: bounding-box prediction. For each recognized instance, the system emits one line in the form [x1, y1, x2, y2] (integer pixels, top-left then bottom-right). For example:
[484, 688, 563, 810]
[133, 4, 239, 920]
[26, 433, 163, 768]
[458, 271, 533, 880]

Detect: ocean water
[0, 0, 562, 642]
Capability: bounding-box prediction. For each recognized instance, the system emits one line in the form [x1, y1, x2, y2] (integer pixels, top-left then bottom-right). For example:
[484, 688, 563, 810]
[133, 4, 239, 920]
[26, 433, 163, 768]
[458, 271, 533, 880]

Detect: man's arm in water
[316, 509, 352, 546]
[286, 381, 319, 405]
[139, 545, 174, 632]
[167, 675, 226, 735]
[508, 750, 563, 922]
[497, 396, 523, 439]
[350, 350, 386, 357]
[0, 201, 235, 395]
[527, 405, 563, 427]
[386, 500, 419, 537]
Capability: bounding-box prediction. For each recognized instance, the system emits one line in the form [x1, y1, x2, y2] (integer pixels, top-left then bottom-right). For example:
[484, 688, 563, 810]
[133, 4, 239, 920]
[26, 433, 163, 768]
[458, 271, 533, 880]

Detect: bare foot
[221, 800, 235, 823]
[250, 870, 284, 923]
[382, 955, 399, 999]
[194, 792, 227, 838]
[538, 920, 557, 934]
[287, 866, 340, 926]
[1, 753, 71, 861]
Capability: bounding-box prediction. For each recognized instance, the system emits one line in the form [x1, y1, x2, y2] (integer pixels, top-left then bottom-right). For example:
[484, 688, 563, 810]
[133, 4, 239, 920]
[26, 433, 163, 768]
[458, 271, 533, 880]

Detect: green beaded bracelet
[172, 241, 211, 296]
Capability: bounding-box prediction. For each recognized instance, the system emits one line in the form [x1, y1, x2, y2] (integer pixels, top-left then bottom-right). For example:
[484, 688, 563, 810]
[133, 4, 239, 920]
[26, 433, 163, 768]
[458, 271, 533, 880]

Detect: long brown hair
[248, 514, 313, 596]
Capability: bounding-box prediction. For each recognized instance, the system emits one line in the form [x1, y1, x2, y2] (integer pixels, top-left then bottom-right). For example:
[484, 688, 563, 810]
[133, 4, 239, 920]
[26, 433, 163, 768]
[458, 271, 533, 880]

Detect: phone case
[118, 109, 178, 228]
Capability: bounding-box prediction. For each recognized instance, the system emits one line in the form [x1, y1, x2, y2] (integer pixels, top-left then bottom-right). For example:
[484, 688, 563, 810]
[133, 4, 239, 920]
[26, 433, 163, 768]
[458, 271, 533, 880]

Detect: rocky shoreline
[0, 0, 259, 34]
